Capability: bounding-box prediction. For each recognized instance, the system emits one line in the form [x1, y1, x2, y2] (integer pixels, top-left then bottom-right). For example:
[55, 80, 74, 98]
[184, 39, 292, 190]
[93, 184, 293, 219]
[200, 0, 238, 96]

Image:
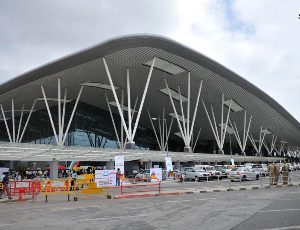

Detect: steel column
[62, 85, 84, 145]
[12, 99, 15, 142]
[132, 57, 156, 140]
[41, 85, 59, 145]
[16, 104, 24, 143]
[0, 104, 12, 142]
[19, 100, 36, 143]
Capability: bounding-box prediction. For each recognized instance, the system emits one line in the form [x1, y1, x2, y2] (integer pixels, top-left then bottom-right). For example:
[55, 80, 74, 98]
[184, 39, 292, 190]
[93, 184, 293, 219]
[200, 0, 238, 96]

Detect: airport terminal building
[0, 35, 299, 171]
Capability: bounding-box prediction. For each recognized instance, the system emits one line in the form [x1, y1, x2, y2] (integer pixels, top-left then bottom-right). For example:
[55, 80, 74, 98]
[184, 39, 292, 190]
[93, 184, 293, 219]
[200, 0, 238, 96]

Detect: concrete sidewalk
[114, 182, 300, 199]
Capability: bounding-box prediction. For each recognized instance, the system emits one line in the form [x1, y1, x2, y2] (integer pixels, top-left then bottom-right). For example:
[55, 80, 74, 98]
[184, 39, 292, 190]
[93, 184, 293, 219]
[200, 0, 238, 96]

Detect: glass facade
[0, 102, 180, 151]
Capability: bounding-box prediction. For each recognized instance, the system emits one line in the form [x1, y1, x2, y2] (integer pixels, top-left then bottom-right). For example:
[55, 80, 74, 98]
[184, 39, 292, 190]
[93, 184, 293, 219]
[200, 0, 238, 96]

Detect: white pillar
[58, 78, 62, 146]
[50, 159, 58, 180]
[12, 99, 16, 142]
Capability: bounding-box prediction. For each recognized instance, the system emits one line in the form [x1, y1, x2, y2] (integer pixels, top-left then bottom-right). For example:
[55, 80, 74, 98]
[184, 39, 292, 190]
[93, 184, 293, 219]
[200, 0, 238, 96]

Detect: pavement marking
[0, 224, 13, 227]
[79, 214, 147, 221]
[213, 206, 260, 211]
[278, 198, 300, 201]
[262, 225, 300, 230]
[165, 197, 217, 203]
[259, 208, 300, 213]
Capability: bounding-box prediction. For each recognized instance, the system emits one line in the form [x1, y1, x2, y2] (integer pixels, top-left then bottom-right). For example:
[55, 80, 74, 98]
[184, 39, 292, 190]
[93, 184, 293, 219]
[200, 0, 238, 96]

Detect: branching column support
[249, 126, 267, 157]
[1, 99, 37, 143]
[164, 73, 203, 153]
[148, 108, 174, 152]
[103, 57, 156, 149]
[274, 140, 286, 157]
[229, 110, 252, 156]
[41, 77, 84, 146]
[202, 94, 232, 154]
[263, 134, 277, 156]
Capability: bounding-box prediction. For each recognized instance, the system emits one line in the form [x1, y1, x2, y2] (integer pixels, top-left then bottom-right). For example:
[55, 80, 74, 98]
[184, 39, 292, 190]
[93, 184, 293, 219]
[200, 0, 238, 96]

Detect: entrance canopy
[0, 142, 284, 163]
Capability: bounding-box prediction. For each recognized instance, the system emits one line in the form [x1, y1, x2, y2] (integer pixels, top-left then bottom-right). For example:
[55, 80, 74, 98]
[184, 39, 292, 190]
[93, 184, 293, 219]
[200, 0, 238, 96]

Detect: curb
[113, 183, 299, 199]
[114, 193, 157, 199]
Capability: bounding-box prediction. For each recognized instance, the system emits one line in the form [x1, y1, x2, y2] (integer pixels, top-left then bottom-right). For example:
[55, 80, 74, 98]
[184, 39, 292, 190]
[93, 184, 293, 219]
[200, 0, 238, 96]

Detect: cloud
[0, 0, 299, 122]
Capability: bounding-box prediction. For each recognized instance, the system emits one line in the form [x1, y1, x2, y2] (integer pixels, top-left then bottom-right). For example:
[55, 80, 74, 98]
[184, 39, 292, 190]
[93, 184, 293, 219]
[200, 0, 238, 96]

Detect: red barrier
[121, 178, 161, 195]
[6, 180, 41, 201]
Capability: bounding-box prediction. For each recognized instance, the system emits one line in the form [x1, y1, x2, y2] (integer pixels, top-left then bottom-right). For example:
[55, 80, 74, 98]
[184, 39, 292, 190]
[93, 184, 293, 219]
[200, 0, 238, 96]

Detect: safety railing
[3, 180, 41, 202]
[41, 179, 79, 202]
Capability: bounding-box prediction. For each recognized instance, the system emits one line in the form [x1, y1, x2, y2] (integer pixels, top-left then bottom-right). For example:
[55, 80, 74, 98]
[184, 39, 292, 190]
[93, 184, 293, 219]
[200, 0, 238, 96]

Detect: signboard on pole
[231, 159, 235, 165]
[95, 170, 116, 187]
[114, 155, 124, 174]
[150, 168, 162, 182]
[165, 157, 173, 172]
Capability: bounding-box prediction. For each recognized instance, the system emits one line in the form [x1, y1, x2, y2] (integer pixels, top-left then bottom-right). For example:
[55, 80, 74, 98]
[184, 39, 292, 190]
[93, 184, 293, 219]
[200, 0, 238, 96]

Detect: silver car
[181, 167, 211, 182]
[228, 167, 260, 182]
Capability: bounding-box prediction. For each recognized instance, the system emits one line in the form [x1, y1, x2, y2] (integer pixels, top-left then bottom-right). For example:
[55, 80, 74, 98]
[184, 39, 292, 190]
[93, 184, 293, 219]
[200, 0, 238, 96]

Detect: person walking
[282, 161, 289, 185]
[116, 168, 122, 186]
[274, 161, 281, 186]
[0, 173, 12, 200]
[268, 162, 275, 186]
[70, 171, 78, 191]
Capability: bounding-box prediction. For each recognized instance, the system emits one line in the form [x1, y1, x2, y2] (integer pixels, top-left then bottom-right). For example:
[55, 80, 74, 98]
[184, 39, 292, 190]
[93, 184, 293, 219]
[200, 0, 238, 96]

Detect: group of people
[268, 161, 289, 186]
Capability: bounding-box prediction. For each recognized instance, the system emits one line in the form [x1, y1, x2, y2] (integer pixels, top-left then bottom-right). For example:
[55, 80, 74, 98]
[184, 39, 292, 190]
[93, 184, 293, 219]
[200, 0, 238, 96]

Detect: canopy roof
[0, 142, 284, 163]
[0, 34, 299, 148]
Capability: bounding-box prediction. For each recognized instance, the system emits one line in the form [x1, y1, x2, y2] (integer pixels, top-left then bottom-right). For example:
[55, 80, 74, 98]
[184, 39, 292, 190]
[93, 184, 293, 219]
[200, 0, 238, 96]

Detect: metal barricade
[41, 179, 79, 202]
[7, 180, 41, 202]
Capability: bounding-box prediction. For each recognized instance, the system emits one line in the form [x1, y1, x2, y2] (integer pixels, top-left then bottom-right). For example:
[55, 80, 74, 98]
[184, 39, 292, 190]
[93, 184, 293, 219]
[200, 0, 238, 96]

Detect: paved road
[0, 185, 299, 230]
[232, 189, 300, 230]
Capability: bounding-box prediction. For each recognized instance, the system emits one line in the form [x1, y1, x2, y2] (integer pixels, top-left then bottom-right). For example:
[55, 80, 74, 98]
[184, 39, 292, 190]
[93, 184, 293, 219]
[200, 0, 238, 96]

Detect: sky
[0, 0, 300, 122]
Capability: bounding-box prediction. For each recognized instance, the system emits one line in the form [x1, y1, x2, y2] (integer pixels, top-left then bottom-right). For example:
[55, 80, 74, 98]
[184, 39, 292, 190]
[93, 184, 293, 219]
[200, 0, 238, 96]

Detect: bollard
[45, 195, 48, 202]
[67, 194, 70, 201]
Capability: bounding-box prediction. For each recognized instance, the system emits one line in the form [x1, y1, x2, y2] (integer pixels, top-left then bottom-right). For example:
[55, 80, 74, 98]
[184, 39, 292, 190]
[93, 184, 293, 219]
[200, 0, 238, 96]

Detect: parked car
[288, 163, 294, 171]
[292, 163, 299, 170]
[135, 169, 150, 181]
[228, 167, 260, 182]
[194, 165, 223, 179]
[215, 165, 235, 176]
[181, 167, 211, 182]
[250, 164, 267, 176]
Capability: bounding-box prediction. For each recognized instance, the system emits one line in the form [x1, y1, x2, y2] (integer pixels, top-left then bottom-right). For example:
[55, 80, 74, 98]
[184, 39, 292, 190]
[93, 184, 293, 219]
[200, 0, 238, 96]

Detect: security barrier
[121, 178, 161, 195]
[42, 179, 79, 202]
[5, 180, 41, 202]
[76, 174, 95, 187]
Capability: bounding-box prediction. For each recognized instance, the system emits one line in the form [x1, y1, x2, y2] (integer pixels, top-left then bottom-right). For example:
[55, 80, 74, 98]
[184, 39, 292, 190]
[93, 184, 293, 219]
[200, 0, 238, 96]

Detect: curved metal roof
[0, 34, 299, 147]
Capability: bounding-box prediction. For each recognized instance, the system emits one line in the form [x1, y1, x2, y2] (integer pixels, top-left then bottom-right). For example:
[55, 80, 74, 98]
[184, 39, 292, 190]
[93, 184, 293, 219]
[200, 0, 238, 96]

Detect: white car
[181, 167, 211, 181]
[228, 167, 260, 182]
[194, 165, 222, 179]
[288, 163, 294, 171]
[250, 164, 267, 176]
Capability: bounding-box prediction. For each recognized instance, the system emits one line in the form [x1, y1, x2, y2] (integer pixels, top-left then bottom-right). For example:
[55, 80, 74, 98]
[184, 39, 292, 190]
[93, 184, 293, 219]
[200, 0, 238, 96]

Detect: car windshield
[252, 165, 262, 168]
[231, 168, 242, 171]
[205, 167, 215, 171]
[195, 169, 205, 172]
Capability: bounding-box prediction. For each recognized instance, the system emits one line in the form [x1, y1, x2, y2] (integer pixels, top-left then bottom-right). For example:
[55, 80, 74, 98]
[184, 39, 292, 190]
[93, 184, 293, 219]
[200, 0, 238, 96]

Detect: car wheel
[256, 175, 259, 180]
[242, 175, 246, 181]
[195, 176, 200, 182]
